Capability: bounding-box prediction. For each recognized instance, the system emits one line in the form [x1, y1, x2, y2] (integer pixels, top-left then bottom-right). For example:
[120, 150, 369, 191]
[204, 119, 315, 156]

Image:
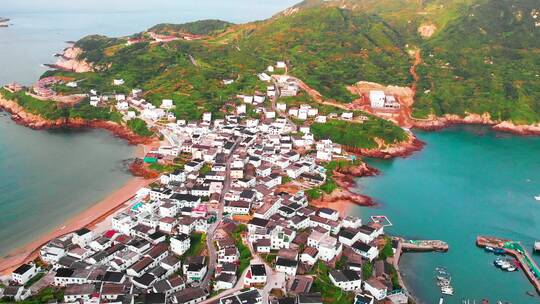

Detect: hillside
[31, 0, 540, 135]
[149, 19, 233, 35]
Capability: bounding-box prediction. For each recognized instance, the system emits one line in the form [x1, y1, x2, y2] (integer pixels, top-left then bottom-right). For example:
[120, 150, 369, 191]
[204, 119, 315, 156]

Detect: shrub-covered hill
[149, 19, 233, 36]
[46, 0, 540, 126]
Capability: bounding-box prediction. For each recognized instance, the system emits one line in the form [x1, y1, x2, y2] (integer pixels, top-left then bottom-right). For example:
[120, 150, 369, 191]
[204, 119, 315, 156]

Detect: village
[1, 61, 417, 304]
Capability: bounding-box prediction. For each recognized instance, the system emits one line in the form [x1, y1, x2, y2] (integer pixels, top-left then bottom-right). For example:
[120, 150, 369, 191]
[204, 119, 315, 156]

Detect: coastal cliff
[311, 162, 380, 210]
[52, 46, 93, 73]
[0, 94, 152, 145]
[343, 134, 425, 159]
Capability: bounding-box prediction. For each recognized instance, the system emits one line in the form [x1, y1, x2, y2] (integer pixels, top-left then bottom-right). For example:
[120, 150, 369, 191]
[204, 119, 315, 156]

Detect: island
[0, 0, 539, 303]
[0, 18, 9, 28]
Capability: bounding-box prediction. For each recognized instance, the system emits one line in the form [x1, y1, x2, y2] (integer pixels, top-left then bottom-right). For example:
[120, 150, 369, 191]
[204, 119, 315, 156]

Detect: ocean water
[0, 115, 135, 256]
[354, 126, 540, 303]
[0, 0, 298, 256]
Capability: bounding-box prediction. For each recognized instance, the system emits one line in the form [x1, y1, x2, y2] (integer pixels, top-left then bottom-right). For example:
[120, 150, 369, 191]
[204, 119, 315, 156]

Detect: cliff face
[0, 95, 152, 145]
[53, 47, 93, 73]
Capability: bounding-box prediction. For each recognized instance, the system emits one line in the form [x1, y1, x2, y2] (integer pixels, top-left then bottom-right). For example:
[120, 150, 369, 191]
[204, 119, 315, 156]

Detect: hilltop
[2, 0, 540, 147]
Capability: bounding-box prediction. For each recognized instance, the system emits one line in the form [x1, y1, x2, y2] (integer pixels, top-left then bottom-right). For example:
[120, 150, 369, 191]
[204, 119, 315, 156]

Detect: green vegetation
[127, 118, 153, 136]
[281, 176, 292, 184]
[0, 89, 64, 120]
[26, 0, 540, 129]
[413, 0, 540, 124]
[232, 224, 252, 274]
[311, 119, 407, 149]
[0, 89, 125, 124]
[199, 163, 212, 176]
[260, 253, 277, 266]
[150, 20, 233, 35]
[148, 163, 183, 173]
[24, 272, 45, 288]
[181, 233, 206, 260]
[362, 261, 374, 280]
[0, 287, 63, 304]
[379, 236, 395, 260]
[306, 159, 361, 199]
[309, 261, 354, 304]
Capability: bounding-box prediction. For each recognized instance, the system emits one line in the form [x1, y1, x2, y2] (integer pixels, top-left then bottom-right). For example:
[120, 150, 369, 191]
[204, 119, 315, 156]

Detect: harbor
[476, 235, 540, 295]
[391, 238, 450, 300]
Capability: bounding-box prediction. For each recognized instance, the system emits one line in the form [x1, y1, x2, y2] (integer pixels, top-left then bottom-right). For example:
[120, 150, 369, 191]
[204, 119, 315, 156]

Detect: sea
[354, 126, 540, 303]
[0, 1, 539, 303]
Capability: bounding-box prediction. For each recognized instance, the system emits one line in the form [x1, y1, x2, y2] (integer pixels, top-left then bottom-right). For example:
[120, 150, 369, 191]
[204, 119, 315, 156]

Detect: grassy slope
[149, 20, 233, 35]
[414, 0, 540, 124]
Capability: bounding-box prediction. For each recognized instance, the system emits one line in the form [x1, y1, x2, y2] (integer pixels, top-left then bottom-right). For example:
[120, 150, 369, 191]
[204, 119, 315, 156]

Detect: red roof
[104, 230, 118, 239]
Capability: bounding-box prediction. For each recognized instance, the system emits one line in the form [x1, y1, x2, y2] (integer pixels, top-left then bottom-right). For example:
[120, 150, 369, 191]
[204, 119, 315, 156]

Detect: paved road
[200, 138, 241, 289]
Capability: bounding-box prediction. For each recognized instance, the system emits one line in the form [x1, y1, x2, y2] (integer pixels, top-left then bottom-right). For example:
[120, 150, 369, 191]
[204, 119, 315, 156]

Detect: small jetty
[401, 239, 449, 252]
[477, 235, 540, 295]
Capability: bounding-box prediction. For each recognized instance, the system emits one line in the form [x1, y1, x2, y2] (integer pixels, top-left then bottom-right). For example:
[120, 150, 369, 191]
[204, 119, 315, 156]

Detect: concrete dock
[476, 235, 540, 295]
[401, 239, 449, 252]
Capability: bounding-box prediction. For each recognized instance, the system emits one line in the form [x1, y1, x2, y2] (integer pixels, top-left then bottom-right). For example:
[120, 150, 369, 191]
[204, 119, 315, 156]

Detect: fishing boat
[494, 258, 505, 268]
[485, 246, 494, 252]
[505, 265, 517, 272]
[535, 195, 540, 201]
[441, 286, 454, 296]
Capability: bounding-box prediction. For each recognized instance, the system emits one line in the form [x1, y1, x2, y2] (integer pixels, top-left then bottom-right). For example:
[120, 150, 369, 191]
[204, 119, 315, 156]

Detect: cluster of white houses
[3, 75, 407, 304]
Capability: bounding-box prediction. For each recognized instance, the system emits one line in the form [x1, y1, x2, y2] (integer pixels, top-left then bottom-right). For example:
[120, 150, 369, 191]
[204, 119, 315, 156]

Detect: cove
[353, 125, 540, 303]
[0, 114, 135, 257]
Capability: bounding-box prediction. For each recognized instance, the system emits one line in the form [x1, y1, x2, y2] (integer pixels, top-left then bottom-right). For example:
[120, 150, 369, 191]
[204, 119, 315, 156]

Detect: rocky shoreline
[344, 134, 425, 159]
[311, 162, 380, 211]
[412, 113, 540, 136]
[0, 94, 153, 145]
[51, 46, 93, 73]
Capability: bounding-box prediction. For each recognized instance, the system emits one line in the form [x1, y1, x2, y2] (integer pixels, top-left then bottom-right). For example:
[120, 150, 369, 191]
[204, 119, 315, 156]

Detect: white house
[113, 79, 125, 86]
[329, 270, 362, 291]
[244, 264, 267, 286]
[203, 112, 212, 122]
[11, 264, 37, 285]
[162, 99, 174, 109]
[72, 228, 93, 248]
[351, 241, 379, 261]
[364, 278, 388, 300]
[341, 112, 353, 120]
[369, 91, 386, 108]
[116, 101, 129, 111]
[275, 257, 297, 276]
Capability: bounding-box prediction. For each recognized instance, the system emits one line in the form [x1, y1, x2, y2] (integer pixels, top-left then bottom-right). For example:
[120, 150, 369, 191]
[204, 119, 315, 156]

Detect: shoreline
[0, 175, 154, 275]
[412, 114, 540, 136]
[0, 97, 160, 275]
[0, 139, 157, 275]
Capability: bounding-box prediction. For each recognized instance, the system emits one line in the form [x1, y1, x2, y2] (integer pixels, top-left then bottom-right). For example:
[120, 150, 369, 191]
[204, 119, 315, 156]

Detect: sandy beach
[0, 143, 157, 275]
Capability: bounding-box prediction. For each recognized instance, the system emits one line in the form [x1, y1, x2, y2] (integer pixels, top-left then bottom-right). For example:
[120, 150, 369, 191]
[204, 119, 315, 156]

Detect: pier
[401, 239, 449, 252]
[391, 237, 449, 303]
[476, 235, 540, 295]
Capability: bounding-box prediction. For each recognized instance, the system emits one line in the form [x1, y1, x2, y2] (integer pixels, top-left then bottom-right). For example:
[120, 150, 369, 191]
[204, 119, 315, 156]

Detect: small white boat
[535, 195, 540, 201]
[441, 286, 454, 295]
[500, 261, 512, 269]
[506, 266, 517, 272]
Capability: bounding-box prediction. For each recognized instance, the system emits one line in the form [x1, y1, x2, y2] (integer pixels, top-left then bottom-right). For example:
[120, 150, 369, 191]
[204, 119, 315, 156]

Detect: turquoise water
[0, 114, 135, 256]
[353, 126, 540, 303]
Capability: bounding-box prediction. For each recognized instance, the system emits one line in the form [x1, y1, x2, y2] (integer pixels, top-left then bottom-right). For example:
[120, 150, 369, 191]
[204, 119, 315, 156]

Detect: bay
[353, 126, 540, 303]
